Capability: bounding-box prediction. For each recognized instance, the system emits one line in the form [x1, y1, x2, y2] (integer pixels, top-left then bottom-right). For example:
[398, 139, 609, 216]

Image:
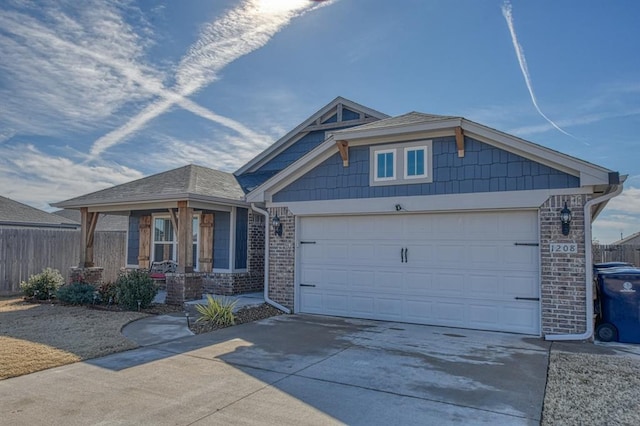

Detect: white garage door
[298, 211, 540, 335]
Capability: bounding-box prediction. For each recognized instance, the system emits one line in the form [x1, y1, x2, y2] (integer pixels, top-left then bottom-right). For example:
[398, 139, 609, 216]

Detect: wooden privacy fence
[0, 228, 126, 295]
[592, 244, 640, 267]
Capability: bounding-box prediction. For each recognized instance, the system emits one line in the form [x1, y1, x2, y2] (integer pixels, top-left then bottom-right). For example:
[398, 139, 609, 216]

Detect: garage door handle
[515, 297, 540, 301]
[405, 248, 408, 263]
[300, 284, 316, 287]
[514, 242, 539, 246]
[401, 248, 408, 263]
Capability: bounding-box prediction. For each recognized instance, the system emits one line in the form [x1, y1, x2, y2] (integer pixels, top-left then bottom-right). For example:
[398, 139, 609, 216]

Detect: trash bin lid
[594, 262, 633, 269]
[598, 267, 640, 277]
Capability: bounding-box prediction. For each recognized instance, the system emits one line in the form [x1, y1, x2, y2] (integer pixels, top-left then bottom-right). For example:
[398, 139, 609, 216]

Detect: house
[611, 231, 640, 246]
[53, 209, 129, 232]
[52, 97, 622, 339]
[0, 195, 79, 229]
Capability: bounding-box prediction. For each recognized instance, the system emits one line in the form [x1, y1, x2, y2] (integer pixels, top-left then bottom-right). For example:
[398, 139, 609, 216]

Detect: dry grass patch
[543, 351, 640, 425]
[0, 297, 149, 380]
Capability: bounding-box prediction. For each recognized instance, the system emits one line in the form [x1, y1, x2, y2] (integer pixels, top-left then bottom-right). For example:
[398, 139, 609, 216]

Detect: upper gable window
[374, 149, 396, 181]
[404, 147, 426, 179]
[370, 140, 433, 186]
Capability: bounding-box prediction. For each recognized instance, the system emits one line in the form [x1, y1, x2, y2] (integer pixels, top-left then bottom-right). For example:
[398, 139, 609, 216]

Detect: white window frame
[152, 215, 177, 264]
[151, 213, 201, 271]
[373, 149, 397, 182]
[370, 140, 433, 186]
[404, 146, 428, 179]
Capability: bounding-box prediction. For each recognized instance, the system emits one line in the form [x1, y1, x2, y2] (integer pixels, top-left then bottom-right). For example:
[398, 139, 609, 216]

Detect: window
[153, 217, 175, 262]
[152, 214, 200, 270]
[404, 146, 427, 179]
[374, 149, 396, 181]
[369, 140, 433, 186]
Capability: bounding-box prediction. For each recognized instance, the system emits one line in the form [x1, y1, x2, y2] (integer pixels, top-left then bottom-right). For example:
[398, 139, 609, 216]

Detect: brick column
[268, 207, 295, 310]
[540, 194, 590, 336]
[70, 267, 104, 287]
[165, 273, 203, 305]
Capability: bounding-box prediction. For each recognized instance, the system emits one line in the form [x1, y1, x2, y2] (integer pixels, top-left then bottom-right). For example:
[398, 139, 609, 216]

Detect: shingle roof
[339, 112, 460, 132]
[0, 196, 79, 228]
[53, 165, 246, 208]
[53, 209, 128, 232]
[611, 231, 640, 245]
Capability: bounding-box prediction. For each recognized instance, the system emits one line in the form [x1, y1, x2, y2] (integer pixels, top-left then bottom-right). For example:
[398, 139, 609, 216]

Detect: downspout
[251, 203, 291, 314]
[545, 183, 624, 341]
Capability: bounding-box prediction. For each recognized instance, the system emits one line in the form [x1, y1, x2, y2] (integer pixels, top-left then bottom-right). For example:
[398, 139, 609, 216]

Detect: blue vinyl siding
[127, 215, 140, 265]
[213, 211, 230, 269]
[234, 208, 248, 269]
[273, 136, 580, 202]
[255, 130, 328, 173]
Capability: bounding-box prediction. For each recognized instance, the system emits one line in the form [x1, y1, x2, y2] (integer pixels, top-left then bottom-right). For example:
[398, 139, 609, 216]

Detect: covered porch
[52, 165, 265, 305]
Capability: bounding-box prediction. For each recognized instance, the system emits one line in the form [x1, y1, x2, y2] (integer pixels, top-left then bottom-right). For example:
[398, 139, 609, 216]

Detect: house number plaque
[549, 243, 577, 253]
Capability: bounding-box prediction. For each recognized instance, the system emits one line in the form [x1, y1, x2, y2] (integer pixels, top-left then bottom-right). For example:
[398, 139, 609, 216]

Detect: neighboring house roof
[611, 231, 640, 245]
[52, 164, 246, 209]
[0, 195, 79, 229]
[234, 96, 389, 178]
[247, 111, 617, 203]
[53, 209, 128, 232]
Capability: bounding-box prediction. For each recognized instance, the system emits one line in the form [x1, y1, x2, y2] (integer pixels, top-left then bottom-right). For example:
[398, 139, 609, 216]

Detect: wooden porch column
[177, 201, 193, 273]
[199, 213, 214, 273]
[79, 207, 99, 267]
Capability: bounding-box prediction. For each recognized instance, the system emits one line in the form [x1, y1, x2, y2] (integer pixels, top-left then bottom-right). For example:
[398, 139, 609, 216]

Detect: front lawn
[0, 297, 149, 379]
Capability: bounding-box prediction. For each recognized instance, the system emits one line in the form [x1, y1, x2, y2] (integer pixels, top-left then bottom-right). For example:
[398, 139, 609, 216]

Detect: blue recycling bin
[595, 268, 640, 343]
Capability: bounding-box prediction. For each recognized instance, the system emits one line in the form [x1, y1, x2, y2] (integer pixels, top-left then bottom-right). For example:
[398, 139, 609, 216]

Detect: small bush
[57, 282, 97, 305]
[20, 268, 65, 300]
[195, 295, 237, 327]
[98, 281, 118, 305]
[115, 269, 157, 310]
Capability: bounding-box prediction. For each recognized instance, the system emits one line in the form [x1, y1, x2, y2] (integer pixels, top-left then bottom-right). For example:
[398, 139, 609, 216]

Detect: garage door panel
[299, 211, 540, 335]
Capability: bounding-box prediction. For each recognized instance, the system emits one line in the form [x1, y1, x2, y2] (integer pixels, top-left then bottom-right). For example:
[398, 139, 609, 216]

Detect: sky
[0, 0, 638, 244]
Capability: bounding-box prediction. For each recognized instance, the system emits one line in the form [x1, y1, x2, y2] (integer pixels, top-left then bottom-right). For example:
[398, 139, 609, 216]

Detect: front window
[374, 149, 396, 181]
[152, 215, 199, 269]
[405, 147, 426, 178]
[153, 218, 175, 262]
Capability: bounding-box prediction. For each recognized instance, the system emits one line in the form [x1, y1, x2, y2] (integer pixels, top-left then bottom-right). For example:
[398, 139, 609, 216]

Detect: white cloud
[0, 1, 158, 134]
[90, 0, 317, 157]
[0, 143, 142, 210]
[606, 186, 640, 215]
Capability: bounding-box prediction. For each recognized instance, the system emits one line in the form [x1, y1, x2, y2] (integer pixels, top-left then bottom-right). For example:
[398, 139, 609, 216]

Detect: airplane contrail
[501, 1, 579, 141]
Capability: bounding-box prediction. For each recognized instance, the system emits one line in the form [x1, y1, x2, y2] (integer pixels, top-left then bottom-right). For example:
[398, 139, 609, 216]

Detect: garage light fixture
[560, 202, 572, 236]
[272, 213, 283, 237]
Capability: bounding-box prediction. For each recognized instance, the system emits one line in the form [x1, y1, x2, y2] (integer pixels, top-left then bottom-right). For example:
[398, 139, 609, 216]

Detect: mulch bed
[25, 297, 183, 315]
[189, 303, 285, 334]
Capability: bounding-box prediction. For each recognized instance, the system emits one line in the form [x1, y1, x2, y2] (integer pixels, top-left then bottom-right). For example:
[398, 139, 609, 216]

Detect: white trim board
[269, 188, 592, 216]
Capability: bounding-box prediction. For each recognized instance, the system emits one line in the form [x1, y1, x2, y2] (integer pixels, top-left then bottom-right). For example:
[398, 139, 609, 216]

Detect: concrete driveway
[0, 315, 550, 425]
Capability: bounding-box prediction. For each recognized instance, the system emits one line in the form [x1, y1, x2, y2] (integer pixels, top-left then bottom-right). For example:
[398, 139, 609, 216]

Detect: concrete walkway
[122, 292, 265, 346]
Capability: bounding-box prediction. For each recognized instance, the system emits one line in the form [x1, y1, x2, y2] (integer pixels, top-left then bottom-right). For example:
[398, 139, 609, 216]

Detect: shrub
[57, 282, 97, 305]
[115, 269, 157, 310]
[98, 281, 118, 305]
[195, 295, 237, 327]
[20, 268, 65, 300]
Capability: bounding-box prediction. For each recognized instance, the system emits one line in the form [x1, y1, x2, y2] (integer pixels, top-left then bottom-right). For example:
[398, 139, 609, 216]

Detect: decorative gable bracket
[455, 126, 465, 158]
[336, 140, 349, 167]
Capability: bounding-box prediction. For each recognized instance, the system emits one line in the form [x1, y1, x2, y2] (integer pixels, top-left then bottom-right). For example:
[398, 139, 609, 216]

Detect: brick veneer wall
[540, 194, 590, 336]
[268, 207, 295, 309]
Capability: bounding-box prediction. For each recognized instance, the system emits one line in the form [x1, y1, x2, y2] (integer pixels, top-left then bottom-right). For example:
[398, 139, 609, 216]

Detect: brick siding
[540, 194, 590, 336]
[268, 207, 295, 309]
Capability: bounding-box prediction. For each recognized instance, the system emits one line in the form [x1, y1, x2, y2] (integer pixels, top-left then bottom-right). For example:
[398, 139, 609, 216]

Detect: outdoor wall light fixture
[560, 202, 572, 236]
[272, 213, 283, 237]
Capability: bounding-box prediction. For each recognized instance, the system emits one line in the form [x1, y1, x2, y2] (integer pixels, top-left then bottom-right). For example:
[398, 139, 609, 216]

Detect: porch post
[79, 207, 98, 267]
[177, 201, 193, 273]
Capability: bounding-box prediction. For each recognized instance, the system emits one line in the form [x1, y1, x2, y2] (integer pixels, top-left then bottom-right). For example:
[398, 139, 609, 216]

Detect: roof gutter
[545, 182, 624, 341]
[250, 203, 291, 314]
